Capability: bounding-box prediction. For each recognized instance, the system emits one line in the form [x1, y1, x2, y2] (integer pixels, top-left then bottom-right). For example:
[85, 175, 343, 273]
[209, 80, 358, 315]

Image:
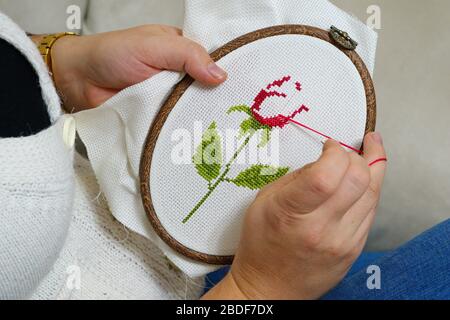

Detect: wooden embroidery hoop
[140, 25, 377, 265]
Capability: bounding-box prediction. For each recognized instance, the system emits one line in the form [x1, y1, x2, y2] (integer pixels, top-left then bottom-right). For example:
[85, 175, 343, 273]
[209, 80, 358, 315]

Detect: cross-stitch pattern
[183, 76, 310, 223]
[148, 33, 369, 259]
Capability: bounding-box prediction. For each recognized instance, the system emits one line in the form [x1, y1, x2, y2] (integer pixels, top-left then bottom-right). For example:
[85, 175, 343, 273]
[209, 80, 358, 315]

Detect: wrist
[51, 35, 79, 85]
[30, 35, 45, 46]
[51, 35, 87, 111]
[201, 272, 249, 300]
[31, 33, 86, 112]
[228, 253, 313, 300]
[35, 33, 79, 82]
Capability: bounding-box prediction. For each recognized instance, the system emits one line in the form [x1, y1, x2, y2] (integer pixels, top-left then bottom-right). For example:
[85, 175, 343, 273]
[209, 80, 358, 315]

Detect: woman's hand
[50, 25, 227, 112]
[204, 133, 387, 300]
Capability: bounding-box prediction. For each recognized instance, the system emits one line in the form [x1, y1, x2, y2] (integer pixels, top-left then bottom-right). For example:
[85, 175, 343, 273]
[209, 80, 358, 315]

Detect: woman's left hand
[50, 25, 227, 112]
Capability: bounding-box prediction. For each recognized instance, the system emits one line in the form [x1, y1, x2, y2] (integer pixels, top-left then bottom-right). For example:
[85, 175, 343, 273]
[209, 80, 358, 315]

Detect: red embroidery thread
[368, 158, 388, 167]
[252, 75, 368, 156]
[287, 118, 363, 154]
[266, 75, 291, 90]
[183, 76, 380, 224]
[252, 75, 310, 128]
[289, 118, 386, 165]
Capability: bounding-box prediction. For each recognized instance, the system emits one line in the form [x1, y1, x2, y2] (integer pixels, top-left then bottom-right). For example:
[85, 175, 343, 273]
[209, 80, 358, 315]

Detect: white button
[62, 116, 76, 148]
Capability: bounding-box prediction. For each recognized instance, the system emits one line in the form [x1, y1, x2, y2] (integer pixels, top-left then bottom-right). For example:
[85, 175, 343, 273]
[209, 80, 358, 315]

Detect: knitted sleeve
[0, 11, 75, 299]
[0, 11, 204, 300]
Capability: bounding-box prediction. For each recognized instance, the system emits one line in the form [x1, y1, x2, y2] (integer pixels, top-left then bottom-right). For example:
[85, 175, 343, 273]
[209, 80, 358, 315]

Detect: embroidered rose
[183, 76, 310, 224]
[251, 76, 309, 128]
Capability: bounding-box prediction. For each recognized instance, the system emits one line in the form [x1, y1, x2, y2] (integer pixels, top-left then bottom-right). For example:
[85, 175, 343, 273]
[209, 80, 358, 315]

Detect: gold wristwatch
[37, 32, 78, 79]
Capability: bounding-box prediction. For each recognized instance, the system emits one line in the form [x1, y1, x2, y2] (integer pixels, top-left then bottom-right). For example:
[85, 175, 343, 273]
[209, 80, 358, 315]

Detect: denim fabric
[204, 219, 450, 300]
[323, 219, 450, 300]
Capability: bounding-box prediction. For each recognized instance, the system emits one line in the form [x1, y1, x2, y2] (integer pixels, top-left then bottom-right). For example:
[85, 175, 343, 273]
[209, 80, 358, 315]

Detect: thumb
[151, 36, 227, 86]
[272, 140, 350, 215]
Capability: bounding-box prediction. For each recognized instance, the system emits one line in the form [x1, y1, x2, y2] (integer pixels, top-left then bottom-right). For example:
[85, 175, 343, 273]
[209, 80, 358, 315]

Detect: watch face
[141, 26, 375, 264]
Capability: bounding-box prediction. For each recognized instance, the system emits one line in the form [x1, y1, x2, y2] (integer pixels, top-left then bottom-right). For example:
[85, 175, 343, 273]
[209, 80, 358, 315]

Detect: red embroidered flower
[251, 76, 309, 128]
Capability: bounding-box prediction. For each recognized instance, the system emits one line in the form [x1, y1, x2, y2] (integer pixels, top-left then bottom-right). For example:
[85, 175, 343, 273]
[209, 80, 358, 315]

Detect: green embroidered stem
[182, 134, 253, 224]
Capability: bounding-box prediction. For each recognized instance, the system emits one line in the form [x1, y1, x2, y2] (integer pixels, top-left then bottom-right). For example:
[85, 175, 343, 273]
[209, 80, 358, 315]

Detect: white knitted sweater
[0, 12, 203, 300]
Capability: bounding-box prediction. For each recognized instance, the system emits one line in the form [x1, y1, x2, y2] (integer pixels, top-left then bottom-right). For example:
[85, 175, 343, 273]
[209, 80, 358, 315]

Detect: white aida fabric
[0, 12, 202, 299]
[152, 35, 367, 255]
[74, 0, 378, 276]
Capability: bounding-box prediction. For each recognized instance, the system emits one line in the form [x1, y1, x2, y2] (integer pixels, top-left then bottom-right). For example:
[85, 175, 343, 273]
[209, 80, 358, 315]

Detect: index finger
[363, 132, 387, 194]
[334, 132, 387, 236]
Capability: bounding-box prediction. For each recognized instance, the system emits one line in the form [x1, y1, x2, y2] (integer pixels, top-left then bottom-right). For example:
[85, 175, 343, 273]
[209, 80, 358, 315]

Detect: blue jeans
[204, 219, 450, 300]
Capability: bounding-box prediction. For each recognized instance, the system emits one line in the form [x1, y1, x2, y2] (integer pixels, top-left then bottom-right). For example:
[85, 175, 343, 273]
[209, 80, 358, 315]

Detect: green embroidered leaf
[192, 122, 222, 182]
[227, 105, 252, 116]
[229, 165, 289, 190]
[258, 127, 271, 148]
[238, 117, 265, 138]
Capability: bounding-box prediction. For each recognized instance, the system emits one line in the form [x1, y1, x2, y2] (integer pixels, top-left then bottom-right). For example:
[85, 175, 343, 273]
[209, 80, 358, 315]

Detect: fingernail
[371, 132, 383, 145]
[207, 62, 227, 80]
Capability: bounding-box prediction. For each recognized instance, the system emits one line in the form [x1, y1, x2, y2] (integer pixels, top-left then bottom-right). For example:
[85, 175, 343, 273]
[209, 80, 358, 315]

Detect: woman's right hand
[204, 132, 387, 300]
